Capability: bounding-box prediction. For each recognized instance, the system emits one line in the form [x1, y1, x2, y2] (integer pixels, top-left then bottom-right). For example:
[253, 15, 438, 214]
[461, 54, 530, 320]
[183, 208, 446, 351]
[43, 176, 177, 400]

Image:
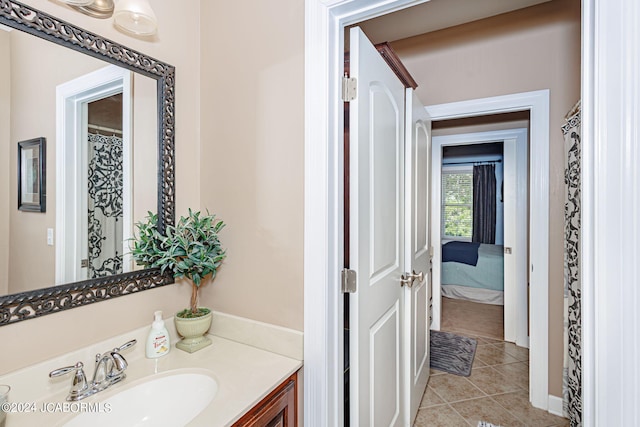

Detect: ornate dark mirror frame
[0, 0, 175, 326]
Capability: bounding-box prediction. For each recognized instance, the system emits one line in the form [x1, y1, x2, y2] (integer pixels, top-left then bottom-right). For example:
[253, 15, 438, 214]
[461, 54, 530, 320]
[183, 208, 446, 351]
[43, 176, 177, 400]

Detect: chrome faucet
[50, 339, 136, 401]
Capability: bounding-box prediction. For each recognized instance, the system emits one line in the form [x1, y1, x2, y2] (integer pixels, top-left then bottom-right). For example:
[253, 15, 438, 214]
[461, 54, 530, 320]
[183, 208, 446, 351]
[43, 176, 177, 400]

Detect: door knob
[400, 273, 413, 287]
[411, 270, 424, 283]
[400, 270, 424, 287]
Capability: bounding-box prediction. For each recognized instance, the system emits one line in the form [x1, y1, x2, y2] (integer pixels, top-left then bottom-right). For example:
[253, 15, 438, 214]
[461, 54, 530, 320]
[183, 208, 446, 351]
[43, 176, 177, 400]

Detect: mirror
[0, 1, 175, 326]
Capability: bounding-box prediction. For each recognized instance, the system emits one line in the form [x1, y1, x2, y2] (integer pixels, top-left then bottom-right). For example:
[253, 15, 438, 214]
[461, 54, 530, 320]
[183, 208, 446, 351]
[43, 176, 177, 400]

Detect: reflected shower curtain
[562, 104, 582, 427]
[472, 164, 496, 244]
[87, 133, 124, 278]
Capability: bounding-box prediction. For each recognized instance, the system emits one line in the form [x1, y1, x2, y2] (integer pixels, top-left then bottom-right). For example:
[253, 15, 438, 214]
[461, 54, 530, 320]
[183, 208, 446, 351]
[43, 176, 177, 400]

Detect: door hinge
[342, 76, 357, 102]
[341, 268, 357, 293]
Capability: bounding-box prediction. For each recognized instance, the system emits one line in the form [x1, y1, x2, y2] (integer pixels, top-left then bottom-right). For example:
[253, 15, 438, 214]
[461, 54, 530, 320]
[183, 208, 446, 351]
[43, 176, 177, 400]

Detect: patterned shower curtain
[87, 133, 124, 278]
[561, 104, 581, 427]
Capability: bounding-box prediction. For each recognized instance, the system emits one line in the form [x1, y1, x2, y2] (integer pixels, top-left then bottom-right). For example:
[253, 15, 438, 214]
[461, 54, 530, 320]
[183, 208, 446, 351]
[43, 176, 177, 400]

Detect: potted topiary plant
[131, 209, 226, 353]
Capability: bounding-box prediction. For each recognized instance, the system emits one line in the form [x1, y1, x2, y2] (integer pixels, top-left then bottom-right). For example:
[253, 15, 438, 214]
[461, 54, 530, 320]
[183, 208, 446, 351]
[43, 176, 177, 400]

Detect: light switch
[47, 228, 54, 246]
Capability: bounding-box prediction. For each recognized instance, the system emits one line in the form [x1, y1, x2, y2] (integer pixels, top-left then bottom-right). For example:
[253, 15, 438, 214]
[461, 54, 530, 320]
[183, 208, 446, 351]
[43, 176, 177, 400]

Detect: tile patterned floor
[413, 335, 569, 427]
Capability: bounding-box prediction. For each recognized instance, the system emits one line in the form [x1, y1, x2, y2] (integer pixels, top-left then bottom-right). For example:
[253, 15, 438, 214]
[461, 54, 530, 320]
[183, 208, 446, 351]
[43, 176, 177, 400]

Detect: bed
[441, 241, 504, 305]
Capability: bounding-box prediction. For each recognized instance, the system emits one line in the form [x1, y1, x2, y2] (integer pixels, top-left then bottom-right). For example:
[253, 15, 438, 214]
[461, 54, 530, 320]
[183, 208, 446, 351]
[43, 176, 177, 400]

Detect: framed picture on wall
[18, 137, 46, 212]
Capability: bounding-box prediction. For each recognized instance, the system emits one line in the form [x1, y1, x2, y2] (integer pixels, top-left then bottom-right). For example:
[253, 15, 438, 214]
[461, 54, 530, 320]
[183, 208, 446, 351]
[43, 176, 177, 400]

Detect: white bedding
[441, 242, 505, 305]
[441, 284, 504, 305]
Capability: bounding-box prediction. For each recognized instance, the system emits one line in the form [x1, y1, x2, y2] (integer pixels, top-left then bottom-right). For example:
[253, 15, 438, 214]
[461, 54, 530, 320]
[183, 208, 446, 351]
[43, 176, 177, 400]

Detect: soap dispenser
[146, 310, 171, 358]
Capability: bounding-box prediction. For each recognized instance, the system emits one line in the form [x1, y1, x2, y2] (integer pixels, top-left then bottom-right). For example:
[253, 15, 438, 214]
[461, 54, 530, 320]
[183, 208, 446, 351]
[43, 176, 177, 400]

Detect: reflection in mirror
[0, 0, 174, 326]
[0, 25, 157, 296]
[87, 94, 125, 279]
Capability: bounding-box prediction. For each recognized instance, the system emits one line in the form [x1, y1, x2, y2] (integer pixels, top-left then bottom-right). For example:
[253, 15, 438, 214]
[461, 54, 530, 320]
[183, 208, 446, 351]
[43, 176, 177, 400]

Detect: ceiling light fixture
[113, 0, 158, 36]
[61, 0, 94, 6]
[60, 0, 114, 19]
[58, 0, 158, 36]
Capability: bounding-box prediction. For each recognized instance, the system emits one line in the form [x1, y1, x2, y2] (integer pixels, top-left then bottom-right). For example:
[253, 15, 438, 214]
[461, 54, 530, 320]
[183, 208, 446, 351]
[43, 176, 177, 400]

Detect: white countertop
[1, 314, 303, 427]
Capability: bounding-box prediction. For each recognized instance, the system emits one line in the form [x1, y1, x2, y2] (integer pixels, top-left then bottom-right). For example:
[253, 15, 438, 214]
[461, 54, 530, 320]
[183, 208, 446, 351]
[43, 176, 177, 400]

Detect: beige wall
[1, 0, 306, 373]
[0, 0, 201, 374]
[0, 31, 9, 295]
[131, 73, 158, 241]
[198, 0, 305, 331]
[6, 31, 160, 292]
[8, 30, 106, 293]
[389, 0, 581, 396]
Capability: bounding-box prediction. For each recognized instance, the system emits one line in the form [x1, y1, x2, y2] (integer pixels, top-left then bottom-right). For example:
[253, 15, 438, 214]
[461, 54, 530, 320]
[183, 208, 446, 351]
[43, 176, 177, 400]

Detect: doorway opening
[303, 0, 578, 424]
[431, 115, 530, 347]
[55, 65, 132, 285]
[438, 140, 506, 341]
[343, 25, 546, 426]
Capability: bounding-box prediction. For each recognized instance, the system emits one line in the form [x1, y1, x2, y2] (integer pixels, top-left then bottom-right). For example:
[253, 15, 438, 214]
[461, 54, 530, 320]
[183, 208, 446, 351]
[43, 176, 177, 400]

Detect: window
[442, 166, 473, 240]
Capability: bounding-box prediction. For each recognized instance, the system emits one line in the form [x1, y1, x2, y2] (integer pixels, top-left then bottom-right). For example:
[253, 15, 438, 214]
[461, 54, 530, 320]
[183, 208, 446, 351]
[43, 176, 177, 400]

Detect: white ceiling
[358, 0, 553, 44]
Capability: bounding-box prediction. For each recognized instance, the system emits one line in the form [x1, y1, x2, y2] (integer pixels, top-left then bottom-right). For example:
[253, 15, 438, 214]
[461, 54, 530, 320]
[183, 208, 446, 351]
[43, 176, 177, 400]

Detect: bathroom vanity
[0, 312, 302, 426]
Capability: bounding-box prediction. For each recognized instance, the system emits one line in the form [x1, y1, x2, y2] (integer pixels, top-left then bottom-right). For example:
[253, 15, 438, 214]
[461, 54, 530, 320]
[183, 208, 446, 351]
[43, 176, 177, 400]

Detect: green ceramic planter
[174, 309, 213, 353]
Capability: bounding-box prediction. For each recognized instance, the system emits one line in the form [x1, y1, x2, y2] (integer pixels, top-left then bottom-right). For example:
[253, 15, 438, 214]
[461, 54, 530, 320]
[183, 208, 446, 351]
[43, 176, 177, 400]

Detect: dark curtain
[472, 164, 496, 244]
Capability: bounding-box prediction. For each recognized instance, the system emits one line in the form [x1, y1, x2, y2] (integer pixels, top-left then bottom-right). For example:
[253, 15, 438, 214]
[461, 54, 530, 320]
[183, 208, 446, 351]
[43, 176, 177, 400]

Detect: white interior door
[403, 89, 431, 425]
[503, 136, 529, 347]
[349, 26, 406, 427]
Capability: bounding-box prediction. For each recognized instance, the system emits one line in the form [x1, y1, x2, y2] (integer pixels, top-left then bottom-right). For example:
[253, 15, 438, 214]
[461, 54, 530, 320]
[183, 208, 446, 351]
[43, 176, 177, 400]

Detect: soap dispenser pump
[146, 310, 170, 358]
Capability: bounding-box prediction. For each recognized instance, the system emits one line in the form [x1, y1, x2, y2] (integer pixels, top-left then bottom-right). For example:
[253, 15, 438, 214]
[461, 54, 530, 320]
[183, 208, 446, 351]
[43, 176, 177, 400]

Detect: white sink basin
[62, 372, 218, 427]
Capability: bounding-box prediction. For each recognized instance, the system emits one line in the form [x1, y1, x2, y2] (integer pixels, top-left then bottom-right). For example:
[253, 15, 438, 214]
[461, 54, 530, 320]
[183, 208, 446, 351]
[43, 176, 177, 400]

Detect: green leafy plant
[131, 209, 226, 318]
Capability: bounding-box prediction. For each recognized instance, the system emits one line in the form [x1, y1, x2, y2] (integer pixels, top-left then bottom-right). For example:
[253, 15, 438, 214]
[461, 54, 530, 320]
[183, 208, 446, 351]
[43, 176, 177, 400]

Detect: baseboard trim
[517, 335, 530, 349]
[548, 395, 564, 417]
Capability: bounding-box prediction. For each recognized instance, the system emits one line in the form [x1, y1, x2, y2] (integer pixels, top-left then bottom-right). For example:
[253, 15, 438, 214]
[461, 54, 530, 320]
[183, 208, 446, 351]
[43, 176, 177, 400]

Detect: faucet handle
[49, 362, 89, 401]
[110, 352, 128, 373]
[109, 339, 136, 376]
[111, 339, 137, 355]
[49, 362, 83, 378]
[116, 339, 137, 352]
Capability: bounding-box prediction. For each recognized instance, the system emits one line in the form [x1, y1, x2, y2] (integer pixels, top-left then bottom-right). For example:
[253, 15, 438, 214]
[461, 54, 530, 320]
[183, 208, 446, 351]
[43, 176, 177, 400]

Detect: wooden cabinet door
[233, 373, 297, 427]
